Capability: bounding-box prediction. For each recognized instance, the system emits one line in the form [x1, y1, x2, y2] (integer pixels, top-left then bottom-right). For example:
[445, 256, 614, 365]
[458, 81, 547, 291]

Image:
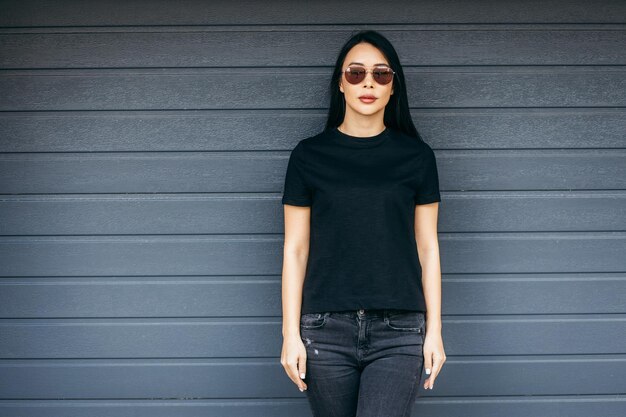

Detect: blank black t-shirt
[281, 126, 441, 314]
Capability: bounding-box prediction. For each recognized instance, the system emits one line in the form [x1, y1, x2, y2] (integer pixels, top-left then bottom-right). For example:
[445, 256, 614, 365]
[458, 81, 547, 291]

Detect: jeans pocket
[300, 312, 329, 329]
[384, 310, 425, 333]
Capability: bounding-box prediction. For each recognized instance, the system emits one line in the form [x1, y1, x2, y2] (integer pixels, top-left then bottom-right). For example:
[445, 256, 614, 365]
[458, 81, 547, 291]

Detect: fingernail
[300, 372, 305, 379]
[425, 368, 431, 374]
[299, 387, 304, 392]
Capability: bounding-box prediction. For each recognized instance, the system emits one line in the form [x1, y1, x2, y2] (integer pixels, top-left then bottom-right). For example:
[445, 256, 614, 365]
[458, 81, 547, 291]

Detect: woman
[280, 30, 446, 417]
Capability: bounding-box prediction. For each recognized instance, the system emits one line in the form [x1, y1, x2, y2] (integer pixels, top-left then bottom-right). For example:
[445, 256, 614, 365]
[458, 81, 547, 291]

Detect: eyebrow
[347, 61, 390, 67]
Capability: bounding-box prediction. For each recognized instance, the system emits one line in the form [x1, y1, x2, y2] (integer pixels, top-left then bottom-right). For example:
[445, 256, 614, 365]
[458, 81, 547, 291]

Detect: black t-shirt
[281, 126, 441, 314]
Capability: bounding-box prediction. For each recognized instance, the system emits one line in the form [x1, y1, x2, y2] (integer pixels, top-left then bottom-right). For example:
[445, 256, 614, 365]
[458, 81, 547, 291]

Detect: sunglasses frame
[342, 65, 396, 85]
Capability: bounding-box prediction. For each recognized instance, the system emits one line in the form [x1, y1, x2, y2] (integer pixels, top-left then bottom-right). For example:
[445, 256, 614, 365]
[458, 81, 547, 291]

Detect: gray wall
[1, 1, 625, 416]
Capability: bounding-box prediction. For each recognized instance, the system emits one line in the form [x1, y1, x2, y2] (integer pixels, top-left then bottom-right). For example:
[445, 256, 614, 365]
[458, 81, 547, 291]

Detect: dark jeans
[299, 309, 426, 417]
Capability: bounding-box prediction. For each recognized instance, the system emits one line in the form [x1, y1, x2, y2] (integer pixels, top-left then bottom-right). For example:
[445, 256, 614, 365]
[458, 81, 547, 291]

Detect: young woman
[280, 30, 446, 417]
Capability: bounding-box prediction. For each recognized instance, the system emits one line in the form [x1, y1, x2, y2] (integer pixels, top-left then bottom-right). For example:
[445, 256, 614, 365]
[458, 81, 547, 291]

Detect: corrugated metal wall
[1, 1, 625, 416]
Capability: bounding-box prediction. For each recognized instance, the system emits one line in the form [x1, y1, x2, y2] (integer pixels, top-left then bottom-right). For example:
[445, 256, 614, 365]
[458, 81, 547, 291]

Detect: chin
[348, 102, 386, 114]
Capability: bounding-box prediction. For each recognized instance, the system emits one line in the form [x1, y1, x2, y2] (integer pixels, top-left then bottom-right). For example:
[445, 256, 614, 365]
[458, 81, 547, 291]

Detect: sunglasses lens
[345, 67, 366, 84]
[344, 66, 394, 85]
[374, 68, 393, 85]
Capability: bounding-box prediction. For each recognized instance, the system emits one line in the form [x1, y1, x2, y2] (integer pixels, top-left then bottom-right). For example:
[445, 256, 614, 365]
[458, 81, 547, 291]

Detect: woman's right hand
[280, 334, 308, 392]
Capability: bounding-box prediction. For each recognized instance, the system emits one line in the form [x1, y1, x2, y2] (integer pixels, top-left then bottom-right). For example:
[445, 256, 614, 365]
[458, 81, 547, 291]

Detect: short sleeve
[414, 144, 442, 205]
[281, 142, 312, 206]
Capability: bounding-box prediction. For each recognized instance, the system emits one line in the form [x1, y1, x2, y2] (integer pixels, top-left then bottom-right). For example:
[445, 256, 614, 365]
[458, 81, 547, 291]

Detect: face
[339, 42, 394, 119]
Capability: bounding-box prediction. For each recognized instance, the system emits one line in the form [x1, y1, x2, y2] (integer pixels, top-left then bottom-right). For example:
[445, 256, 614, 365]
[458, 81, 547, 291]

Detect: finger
[281, 352, 308, 391]
[426, 357, 442, 389]
[298, 354, 307, 381]
[423, 360, 436, 389]
[294, 352, 307, 391]
[422, 351, 433, 389]
[289, 358, 307, 392]
[297, 355, 308, 391]
[423, 350, 433, 377]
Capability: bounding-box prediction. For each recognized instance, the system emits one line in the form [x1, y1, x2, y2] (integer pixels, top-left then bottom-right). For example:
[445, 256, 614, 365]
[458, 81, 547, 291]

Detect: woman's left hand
[422, 330, 446, 390]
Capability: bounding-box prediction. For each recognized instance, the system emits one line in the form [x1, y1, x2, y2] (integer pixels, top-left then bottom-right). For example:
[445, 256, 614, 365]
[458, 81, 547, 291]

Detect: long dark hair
[324, 30, 423, 141]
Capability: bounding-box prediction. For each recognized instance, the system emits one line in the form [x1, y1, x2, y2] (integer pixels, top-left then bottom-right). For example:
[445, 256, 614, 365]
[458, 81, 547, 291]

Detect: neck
[338, 110, 386, 137]
[338, 121, 386, 137]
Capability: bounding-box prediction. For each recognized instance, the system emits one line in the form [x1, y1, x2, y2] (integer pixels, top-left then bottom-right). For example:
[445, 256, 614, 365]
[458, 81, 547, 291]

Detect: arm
[415, 201, 442, 334]
[415, 201, 446, 390]
[281, 204, 311, 338]
[280, 204, 311, 392]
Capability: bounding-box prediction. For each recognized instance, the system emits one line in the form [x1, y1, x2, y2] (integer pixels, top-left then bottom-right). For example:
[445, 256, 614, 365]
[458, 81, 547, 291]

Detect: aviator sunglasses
[342, 65, 396, 85]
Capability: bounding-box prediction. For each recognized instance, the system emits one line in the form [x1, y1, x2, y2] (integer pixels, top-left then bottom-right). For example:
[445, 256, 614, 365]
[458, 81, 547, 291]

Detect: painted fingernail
[300, 372, 306, 379]
[299, 387, 304, 392]
[425, 368, 431, 374]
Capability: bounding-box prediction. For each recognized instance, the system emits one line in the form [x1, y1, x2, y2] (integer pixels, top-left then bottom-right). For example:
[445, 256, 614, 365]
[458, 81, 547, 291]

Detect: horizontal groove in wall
[1, 24, 626, 33]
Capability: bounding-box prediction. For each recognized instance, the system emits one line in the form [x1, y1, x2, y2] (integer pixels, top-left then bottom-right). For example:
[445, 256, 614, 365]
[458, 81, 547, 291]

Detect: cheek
[378, 96, 392, 107]
[377, 89, 393, 104]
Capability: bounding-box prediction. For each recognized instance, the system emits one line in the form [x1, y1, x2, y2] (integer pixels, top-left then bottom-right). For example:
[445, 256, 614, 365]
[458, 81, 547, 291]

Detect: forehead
[343, 43, 389, 67]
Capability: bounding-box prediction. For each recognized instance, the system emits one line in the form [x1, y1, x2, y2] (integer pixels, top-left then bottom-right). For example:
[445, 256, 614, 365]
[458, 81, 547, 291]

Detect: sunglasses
[343, 65, 396, 85]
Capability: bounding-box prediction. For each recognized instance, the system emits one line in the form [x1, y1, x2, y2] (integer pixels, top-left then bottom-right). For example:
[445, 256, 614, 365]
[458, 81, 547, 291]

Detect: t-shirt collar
[330, 126, 390, 148]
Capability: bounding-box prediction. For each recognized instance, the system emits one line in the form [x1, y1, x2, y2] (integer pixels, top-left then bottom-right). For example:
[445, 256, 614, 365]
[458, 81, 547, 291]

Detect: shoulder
[291, 129, 332, 155]
[300, 129, 331, 146]
[390, 128, 435, 157]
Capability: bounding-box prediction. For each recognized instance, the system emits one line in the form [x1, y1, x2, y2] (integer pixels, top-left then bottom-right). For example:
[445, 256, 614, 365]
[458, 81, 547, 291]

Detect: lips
[358, 95, 377, 103]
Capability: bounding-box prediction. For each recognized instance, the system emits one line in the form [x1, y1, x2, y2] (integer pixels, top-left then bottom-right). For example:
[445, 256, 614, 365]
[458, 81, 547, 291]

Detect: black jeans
[300, 309, 426, 417]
